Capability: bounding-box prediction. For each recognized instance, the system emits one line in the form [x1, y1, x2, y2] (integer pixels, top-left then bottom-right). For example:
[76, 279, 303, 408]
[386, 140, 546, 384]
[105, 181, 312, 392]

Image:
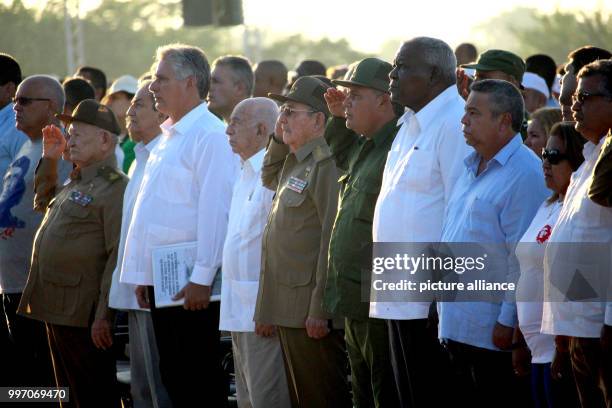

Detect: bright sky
[9, 0, 612, 53]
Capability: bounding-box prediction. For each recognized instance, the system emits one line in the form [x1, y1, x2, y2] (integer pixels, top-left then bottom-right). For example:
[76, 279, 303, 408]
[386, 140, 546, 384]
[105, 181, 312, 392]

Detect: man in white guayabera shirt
[220, 97, 290, 408]
[121, 44, 238, 408]
[542, 59, 612, 408]
[370, 37, 472, 407]
[108, 80, 172, 408]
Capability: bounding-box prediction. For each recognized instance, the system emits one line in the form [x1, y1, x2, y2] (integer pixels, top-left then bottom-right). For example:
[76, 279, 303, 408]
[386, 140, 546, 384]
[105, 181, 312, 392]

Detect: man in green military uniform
[254, 76, 351, 408]
[322, 58, 401, 408]
[18, 99, 127, 408]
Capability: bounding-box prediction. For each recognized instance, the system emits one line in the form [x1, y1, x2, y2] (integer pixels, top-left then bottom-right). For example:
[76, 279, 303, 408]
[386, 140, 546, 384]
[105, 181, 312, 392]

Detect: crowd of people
[0, 35, 611, 408]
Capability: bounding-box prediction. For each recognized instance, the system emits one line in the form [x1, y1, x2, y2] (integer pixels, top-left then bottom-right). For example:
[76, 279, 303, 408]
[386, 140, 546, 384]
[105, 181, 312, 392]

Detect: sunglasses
[280, 106, 316, 117]
[541, 148, 569, 165]
[13, 97, 51, 106]
[572, 90, 612, 104]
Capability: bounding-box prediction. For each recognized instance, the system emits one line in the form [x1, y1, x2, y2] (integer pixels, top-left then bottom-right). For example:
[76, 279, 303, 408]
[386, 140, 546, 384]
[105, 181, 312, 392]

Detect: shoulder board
[97, 166, 126, 183]
[312, 144, 332, 163]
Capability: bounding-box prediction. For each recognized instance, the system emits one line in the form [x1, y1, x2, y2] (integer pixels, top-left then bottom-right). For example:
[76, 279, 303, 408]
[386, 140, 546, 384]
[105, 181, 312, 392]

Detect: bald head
[22, 75, 65, 114]
[13, 75, 65, 139]
[227, 97, 279, 160]
[253, 60, 288, 97]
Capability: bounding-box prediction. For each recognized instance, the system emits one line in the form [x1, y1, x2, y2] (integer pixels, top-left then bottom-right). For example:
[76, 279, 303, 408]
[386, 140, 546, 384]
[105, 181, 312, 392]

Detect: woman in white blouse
[515, 122, 586, 407]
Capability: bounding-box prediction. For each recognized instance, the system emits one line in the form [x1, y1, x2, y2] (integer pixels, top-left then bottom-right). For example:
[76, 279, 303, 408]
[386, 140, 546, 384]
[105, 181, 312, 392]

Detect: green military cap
[332, 57, 392, 93]
[461, 49, 526, 83]
[57, 99, 121, 135]
[268, 76, 330, 114]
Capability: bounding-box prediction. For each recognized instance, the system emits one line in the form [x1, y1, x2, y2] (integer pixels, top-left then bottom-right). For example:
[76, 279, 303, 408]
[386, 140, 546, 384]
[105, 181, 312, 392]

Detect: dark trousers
[531, 361, 579, 408]
[0, 294, 17, 386]
[46, 323, 120, 408]
[148, 287, 228, 408]
[2, 293, 54, 387]
[444, 339, 524, 408]
[277, 326, 352, 408]
[345, 317, 398, 408]
[570, 336, 612, 408]
[388, 318, 452, 407]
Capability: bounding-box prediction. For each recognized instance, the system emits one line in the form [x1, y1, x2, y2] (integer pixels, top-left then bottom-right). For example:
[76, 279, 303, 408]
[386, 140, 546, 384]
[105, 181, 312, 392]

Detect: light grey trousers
[231, 331, 291, 408]
[128, 310, 172, 408]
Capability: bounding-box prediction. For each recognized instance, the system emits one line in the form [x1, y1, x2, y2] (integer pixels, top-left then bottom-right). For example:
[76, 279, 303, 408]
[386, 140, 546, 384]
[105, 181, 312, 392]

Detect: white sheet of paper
[152, 241, 221, 308]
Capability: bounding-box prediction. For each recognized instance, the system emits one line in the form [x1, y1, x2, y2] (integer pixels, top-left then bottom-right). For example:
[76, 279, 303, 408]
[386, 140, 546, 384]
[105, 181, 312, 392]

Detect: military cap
[462, 49, 526, 84]
[268, 76, 330, 114]
[332, 58, 392, 93]
[57, 99, 121, 135]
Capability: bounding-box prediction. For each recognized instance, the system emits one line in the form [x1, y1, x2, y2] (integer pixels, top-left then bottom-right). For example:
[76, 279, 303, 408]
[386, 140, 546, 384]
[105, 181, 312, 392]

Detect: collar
[160, 103, 209, 138]
[464, 133, 523, 172]
[134, 134, 161, 162]
[74, 154, 118, 183]
[294, 137, 326, 162]
[371, 117, 400, 147]
[243, 147, 265, 173]
[583, 136, 607, 161]
[396, 85, 457, 133]
[414, 85, 457, 132]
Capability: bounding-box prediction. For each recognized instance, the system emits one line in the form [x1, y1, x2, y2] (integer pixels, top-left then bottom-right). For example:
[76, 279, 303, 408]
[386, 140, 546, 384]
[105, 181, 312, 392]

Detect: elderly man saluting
[255, 76, 352, 408]
[18, 99, 127, 408]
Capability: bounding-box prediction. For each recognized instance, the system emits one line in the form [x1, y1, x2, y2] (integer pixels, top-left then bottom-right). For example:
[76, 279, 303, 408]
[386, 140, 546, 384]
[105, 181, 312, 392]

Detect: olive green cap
[332, 57, 392, 93]
[268, 76, 330, 114]
[57, 99, 121, 135]
[461, 49, 526, 83]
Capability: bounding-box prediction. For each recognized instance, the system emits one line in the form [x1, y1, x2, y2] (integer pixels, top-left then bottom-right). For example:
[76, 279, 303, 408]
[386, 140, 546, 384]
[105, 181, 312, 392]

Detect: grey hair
[213, 55, 254, 97]
[235, 97, 279, 132]
[470, 79, 525, 133]
[23, 75, 65, 114]
[136, 79, 157, 111]
[155, 43, 211, 99]
[404, 37, 457, 85]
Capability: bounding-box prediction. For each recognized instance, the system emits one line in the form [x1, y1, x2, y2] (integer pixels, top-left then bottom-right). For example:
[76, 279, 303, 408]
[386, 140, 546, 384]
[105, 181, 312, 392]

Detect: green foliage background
[0, 0, 369, 80]
[1, 0, 611, 81]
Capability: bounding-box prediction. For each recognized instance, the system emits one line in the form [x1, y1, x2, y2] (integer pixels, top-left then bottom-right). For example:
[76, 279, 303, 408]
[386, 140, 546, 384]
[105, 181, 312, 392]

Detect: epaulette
[312, 144, 332, 163]
[97, 166, 125, 183]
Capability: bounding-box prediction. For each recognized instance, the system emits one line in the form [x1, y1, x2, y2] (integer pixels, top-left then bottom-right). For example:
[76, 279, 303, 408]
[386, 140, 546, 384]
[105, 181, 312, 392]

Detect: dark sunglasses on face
[542, 148, 569, 165]
[572, 90, 612, 104]
[12, 97, 51, 106]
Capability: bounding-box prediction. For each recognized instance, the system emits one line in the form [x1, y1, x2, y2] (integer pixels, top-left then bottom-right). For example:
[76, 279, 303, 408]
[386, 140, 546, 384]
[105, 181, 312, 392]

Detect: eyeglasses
[542, 148, 569, 165]
[280, 106, 316, 117]
[12, 97, 51, 106]
[572, 90, 612, 104]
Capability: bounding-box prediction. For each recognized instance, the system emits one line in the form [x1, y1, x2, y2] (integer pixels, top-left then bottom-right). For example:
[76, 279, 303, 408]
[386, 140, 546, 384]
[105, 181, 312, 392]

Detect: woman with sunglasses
[515, 121, 586, 407]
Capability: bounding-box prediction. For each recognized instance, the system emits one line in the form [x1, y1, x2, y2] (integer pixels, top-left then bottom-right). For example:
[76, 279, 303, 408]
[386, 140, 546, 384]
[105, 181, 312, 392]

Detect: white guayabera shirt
[120, 103, 238, 288]
[542, 137, 612, 338]
[370, 85, 471, 320]
[109, 136, 160, 310]
[219, 148, 274, 332]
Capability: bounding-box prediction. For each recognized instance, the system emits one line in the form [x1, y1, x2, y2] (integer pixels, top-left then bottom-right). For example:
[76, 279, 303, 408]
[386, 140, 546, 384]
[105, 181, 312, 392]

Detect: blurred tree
[472, 7, 612, 64]
[259, 34, 370, 70]
[0, 0, 369, 81]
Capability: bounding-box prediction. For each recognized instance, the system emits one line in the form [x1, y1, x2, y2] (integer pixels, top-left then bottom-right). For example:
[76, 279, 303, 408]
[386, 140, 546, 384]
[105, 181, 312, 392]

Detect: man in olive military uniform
[254, 76, 352, 408]
[18, 99, 127, 408]
[322, 58, 401, 408]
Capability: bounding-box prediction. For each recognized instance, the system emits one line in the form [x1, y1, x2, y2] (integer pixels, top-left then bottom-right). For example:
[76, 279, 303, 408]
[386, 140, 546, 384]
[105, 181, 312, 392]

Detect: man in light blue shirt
[0, 53, 27, 182]
[439, 79, 548, 406]
[0, 54, 34, 387]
